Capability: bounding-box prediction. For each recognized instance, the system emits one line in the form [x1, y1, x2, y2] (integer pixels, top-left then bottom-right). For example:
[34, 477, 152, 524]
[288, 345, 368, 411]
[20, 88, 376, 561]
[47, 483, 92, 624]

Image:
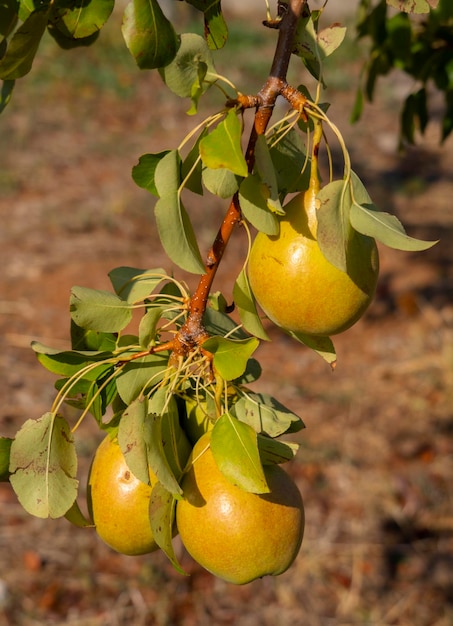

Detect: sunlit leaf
[70, 286, 133, 332]
[51, 0, 114, 39]
[199, 110, 248, 177]
[233, 269, 270, 341]
[234, 392, 304, 437]
[9, 413, 78, 518]
[31, 342, 113, 377]
[289, 331, 337, 367]
[268, 127, 310, 197]
[211, 414, 269, 493]
[122, 0, 179, 69]
[154, 149, 181, 197]
[0, 9, 49, 79]
[202, 335, 259, 381]
[387, 0, 438, 13]
[316, 179, 352, 272]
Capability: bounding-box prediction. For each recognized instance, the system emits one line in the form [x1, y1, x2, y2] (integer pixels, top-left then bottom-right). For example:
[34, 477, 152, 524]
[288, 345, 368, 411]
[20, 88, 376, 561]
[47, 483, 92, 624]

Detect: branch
[171, 0, 307, 360]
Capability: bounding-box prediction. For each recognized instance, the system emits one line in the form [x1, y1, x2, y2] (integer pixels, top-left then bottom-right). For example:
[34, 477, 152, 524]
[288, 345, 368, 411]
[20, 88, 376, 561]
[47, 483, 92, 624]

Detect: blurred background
[1, 1, 452, 624]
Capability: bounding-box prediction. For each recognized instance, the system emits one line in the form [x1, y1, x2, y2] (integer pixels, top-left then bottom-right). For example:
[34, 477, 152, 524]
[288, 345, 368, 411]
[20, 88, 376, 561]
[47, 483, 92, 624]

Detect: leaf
[115, 353, 170, 405]
[316, 179, 352, 272]
[154, 149, 181, 197]
[234, 392, 304, 437]
[186, 0, 228, 50]
[0, 79, 14, 113]
[132, 151, 171, 196]
[108, 266, 167, 303]
[51, 0, 114, 39]
[118, 397, 152, 485]
[268, 127, 310, 197]
[32, 341, 113, 376]
[181, 129, 206, 195]
[202, 166, 239, 198]
[211, 414, 269, 493]
[139, 307, 164, 349]
[0, 437, 12, 481]
[122, 0, 179, 69]
[149, 482, 187, 574]
[257, 435, 299, 465]
[154, 194, 206, 274]
[159, 33, 216, 98]
[70, 286, 133, 332]
[9, 413, 78, 519]
[233, 269, 270, 341]
[254, 134, 283, 215]
[349, 172, 437, 250]
[0, 8, 48, 80]
[289, 331, 337, 368]
[202, 335, 259, 381]
[238, 173, 279, 235]
[386, 0, 439, 14]
[199, 110, 248, 177]
[64, 500, 92, 527]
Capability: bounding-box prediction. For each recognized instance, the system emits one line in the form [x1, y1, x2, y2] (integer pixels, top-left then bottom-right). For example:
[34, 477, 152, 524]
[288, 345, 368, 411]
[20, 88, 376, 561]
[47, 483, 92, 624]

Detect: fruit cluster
[88, 411, 304, 585]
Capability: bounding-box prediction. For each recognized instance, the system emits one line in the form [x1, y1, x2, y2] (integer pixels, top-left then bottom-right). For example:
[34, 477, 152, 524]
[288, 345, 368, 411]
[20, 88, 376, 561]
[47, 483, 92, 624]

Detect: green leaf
[289, 331, 337, 367]
[186, 0, 228, 50]
[108, 266, 167, 303]
[0, 0, 18, 41]
[132, 151, 171, 196]
[51, 0, 114, 39]
[199, 110, 248, 177]
[386, 0, 439, 14]
[9, 413, 78, 518]
[0, 80, 14, 113]
[239, 173, 279, 235]
[234, 392, 304, 437]
[202, 335, 259, 381]
[122, 0, 179, 69]
[154, 149, 181, 197]
[0, 8, 49, 80]
[316, 179, 352, 272]
[139, 307, 164, 349]
[233, 268, 270, 341]
[70, 286, 133, 332]
[32, 342, 113, 377]
[46, 24, 99, 49]
[268, 127, 310, 197]
[349, 172, 437, 250]
[254, 134, 283, 215]
[149, 482, 186, 574]
[202, 166, 239, 198]
[0, 437, 12, 481]
[64, 500, 92, 527]
[181, 130, 206, 194]
[154, 194, 206, 274]
[211, 414, 269, 493]
[118, 396, 152, 485]
[115, 353, 170, 405]
[159, 33, 216, 98]
[257, 435, 299, 465]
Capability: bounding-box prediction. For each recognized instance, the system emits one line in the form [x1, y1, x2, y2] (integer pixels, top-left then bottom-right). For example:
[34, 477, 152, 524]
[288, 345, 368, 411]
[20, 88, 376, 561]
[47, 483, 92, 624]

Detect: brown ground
[1, 9, 453, 626]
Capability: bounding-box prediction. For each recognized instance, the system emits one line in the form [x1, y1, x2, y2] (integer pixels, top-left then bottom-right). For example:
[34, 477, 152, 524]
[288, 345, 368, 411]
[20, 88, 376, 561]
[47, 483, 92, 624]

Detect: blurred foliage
[353, 0, 453, 143]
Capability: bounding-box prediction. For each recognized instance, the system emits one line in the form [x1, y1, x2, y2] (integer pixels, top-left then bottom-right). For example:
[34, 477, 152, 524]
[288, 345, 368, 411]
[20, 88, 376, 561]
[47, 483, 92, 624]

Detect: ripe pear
[248, 182, 379, 337]
[176, 433, 304, 584]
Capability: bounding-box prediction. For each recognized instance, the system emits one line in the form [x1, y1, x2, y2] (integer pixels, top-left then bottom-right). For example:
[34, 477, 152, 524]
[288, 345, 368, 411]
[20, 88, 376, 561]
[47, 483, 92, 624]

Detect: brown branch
[171, 0, 307, 360]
